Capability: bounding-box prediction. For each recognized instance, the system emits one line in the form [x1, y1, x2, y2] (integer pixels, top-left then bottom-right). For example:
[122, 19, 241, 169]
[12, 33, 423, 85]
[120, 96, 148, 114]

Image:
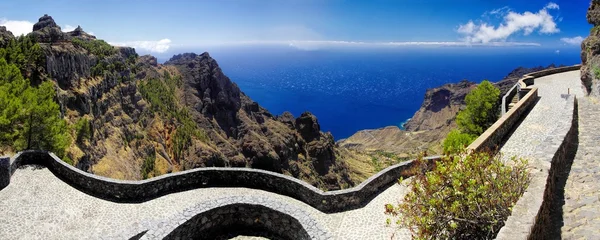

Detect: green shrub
[385, 152, 530, 239]
[74, 117, 92, 143]
[443, 129, 476, 154]
[456, 80, 500, 136]
[593, 65, 600, 80]
[141, 151, 156, 179]
[71, 38, 116, 58]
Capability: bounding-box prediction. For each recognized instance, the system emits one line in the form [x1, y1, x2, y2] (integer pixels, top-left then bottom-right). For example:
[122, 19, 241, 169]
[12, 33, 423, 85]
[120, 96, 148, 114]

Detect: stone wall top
[495, 95, 577, 240]
[3, 149, 440, 213]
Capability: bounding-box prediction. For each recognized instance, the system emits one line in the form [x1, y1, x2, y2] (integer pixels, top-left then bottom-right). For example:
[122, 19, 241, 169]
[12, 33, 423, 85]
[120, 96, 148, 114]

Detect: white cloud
[546, 2, 559, 10]
[555, 50, 560, 54]
[458, 3, 560, 43]
[483, 6, 511, 18]
[560, 36, 584, 45]
[205, 40, 540, 51]
[0, 18, 33, 36]
[63, 24, 76, 32]
[110, 39, 172, 53]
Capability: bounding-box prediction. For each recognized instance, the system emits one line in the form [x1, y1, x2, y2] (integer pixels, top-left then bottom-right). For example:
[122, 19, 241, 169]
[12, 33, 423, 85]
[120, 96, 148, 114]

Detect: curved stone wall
[163, 204, 312, 240]
[1, 150, 439, 213]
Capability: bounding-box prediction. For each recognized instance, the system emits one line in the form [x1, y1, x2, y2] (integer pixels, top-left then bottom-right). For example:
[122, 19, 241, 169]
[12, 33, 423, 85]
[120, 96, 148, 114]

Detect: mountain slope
[0, 15, 353, 190]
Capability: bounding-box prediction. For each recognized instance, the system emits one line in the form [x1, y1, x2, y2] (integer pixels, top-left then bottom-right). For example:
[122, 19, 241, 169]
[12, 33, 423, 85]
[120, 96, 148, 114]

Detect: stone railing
[495, 94, 577, 240]
[501, 83, 520, 115]
[493, 65, 582, 239]
[525, 65, 582, 78]
[467, 87, 538, 153]
[517, 65, 582, 89]
[0, 150, 440, 213]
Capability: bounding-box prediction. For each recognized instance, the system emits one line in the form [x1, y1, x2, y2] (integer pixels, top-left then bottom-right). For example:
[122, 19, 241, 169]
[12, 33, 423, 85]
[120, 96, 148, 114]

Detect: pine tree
[456, 80, 500, 136]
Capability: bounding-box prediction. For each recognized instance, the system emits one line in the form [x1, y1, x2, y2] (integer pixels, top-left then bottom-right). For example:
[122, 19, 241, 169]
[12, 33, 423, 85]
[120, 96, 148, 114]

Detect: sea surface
[159, 46, 582, 139]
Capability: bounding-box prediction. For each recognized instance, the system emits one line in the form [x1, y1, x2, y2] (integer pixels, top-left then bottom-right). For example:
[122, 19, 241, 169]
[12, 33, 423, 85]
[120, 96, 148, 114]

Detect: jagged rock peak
[33, 14, 60, 31]
[67, 24, 96, 40]
[165, 52, 212, 63]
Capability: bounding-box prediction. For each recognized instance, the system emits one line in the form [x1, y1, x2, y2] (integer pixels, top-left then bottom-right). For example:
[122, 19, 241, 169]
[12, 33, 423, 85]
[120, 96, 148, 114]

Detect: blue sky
[0, 0, 592, 54]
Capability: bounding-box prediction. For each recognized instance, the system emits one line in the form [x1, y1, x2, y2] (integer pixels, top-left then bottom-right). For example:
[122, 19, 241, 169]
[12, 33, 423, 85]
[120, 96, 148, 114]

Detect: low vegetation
[138, 72, 208, 163]
[385, 151, 530, 239]
[141, 150, 156, 179]
[74, 117, 92, 144]
[442, 129, 475, 154]
[389, 80, 524, 238]
[593, 65, 600, 79]
[71, 38, 117, 58]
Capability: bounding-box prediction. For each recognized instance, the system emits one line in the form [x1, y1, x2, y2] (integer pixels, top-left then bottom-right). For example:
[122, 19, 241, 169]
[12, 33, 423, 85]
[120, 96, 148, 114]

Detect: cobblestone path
[0, 165, 411, 239]
[500, 70, 584, 162]
[561, 96, 600, 240]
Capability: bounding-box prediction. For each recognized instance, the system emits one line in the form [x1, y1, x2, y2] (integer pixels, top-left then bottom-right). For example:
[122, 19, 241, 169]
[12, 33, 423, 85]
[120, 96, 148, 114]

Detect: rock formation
[29, 14, 67, 43]
[581, 0, 600, 96]
[0, 15, 353, 190]
[67, 25, 96, 40]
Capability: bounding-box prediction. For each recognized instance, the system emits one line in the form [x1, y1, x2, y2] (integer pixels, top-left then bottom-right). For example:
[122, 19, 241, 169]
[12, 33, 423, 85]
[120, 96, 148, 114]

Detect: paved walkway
[0, 165, 410, 240]
[499, 70, 584, 162]
[561, 96, 600, 240]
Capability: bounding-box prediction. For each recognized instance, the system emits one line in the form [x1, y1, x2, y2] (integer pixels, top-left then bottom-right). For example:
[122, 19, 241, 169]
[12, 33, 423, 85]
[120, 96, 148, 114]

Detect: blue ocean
[160, 46, 581, 139]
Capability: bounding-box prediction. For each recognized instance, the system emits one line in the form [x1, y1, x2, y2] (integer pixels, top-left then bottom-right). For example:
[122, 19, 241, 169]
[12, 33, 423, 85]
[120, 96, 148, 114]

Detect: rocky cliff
[339, 65, 561, 155]
[0, 15, 353, 190]
[581, 0, 600, 96]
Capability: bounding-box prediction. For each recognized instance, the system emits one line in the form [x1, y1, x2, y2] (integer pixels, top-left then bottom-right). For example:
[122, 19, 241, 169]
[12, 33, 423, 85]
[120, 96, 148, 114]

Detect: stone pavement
[0, 165, 411, 240]
[499, 70, 584, 162]
[561, 96, 600, 240]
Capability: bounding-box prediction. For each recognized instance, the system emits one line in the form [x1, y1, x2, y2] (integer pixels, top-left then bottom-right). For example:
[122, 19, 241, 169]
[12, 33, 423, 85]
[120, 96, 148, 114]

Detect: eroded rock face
[164, 53, 353, 189]
[0, 26, 14, 47]
[582, 0, 600, 96]
[404, 80, 476, 132]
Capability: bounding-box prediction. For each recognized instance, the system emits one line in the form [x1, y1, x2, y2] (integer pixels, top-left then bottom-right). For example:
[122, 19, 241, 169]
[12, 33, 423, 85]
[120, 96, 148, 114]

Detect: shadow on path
[546, 98, 580, 240]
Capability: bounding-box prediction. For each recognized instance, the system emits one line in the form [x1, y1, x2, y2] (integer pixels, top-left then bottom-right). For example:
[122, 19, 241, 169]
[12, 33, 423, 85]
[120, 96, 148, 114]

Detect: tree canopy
[0, 36, 70, 157]
[456, 80, 501, 136]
